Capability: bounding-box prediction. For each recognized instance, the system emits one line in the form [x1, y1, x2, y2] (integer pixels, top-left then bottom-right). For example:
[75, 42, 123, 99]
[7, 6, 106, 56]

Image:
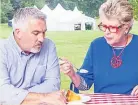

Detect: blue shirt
[0, 34, 60, 105]
[77, 34, 138, 94]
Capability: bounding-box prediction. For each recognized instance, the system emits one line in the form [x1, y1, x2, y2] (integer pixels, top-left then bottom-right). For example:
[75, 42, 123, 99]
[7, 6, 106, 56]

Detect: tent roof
[33, 5, 38, 9]
[41, 5, 52, 15]
[73, 6, 79, 12]
[53, 3, 66, 13]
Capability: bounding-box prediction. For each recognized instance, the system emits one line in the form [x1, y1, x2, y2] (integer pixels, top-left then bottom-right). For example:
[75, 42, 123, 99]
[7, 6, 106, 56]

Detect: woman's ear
[126, 19, 134, 31]
[124, 25, 132, 35]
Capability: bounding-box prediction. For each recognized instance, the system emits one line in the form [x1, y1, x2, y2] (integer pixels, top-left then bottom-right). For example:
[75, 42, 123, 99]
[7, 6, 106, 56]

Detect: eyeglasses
[98, 23, 124, 33]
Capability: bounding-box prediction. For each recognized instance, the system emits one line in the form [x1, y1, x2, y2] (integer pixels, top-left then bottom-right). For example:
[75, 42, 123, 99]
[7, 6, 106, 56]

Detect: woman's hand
[131, 85, 138, 96]
[59, 58, 81, 87]
[59, 58, 76, 78]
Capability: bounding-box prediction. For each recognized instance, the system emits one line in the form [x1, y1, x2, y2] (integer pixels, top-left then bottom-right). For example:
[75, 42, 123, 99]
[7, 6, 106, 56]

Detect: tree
[45, 0, 59, 9]
[20, 0, 35, 8]
[1, 0, 13, 23]
[45, 0, 75, 10]
[129, 0, 138, 20]
[10, 0, 20, 11]
[64, 0, 105, 18]
[35, 0, 47, 9]
[78, 0, 104, 17]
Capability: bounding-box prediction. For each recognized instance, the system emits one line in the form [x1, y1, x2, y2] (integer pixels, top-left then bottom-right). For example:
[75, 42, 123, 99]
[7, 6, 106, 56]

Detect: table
[68, 93, 138, 105]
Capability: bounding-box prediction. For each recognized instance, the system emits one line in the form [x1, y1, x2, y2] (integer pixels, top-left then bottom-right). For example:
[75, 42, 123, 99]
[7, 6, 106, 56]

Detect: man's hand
[21, 90, 67, 105]
[131, 85, 138, 96]
[42, 90, 67, 105]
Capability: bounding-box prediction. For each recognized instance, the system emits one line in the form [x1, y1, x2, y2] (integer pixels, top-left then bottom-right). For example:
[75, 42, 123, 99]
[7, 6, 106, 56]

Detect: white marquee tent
[41, 4, 96, 31]
[33, 5, 38, 9]
[41, 5, 52, 16]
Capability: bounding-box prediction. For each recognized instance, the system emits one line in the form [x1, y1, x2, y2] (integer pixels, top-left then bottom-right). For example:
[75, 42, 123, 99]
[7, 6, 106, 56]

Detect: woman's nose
[105, 28, 110, 34]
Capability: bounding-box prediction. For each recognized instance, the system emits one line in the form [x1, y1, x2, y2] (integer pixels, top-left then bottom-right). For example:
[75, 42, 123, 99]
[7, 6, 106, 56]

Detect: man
[0, 7, 66, 105]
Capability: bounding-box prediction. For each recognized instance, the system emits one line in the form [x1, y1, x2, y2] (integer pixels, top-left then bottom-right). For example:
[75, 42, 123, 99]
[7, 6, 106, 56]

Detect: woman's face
[99, 16, 129, 46]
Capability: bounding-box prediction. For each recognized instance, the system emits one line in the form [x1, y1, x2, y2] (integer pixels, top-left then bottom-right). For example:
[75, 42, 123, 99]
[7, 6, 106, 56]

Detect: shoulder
[0, 39, 8, 53]
[0, 39, 9, 60]
[130, 34, 138, 44]
[89, 37, 106, 47]
[41, 38, 56, 51]
[132, 34, 138, 40]
[92, 37, 105, 43]
[43, 38, 56, 47]
[0, 39, 8, 46]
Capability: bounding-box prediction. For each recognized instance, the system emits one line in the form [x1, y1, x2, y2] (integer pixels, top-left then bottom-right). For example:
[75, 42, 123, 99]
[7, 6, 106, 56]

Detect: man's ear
[14, 29, 22, 39]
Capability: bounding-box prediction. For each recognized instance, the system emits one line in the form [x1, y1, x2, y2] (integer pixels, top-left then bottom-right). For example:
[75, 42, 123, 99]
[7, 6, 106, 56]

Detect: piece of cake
[66, 90, 81, 102]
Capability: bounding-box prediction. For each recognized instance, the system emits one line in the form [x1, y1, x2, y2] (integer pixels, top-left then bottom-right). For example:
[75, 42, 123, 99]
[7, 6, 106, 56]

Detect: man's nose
[38, 33, 45, 42]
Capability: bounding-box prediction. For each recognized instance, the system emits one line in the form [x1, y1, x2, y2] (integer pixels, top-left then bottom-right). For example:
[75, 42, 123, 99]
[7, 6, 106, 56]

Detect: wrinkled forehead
[99, 15, 121, 26]
[22, 17, 47, 32]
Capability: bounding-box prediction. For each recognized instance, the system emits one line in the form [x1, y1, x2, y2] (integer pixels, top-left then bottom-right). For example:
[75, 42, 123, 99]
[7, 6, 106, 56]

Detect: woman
[60, 0, 138, 96]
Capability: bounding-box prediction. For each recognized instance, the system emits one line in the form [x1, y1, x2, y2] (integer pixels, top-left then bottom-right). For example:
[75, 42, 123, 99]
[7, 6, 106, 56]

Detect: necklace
[111, 36, 128, 68]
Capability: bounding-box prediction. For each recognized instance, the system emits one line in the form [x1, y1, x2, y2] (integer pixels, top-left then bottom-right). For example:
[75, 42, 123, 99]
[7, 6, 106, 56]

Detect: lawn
[0, 21, 138, 92]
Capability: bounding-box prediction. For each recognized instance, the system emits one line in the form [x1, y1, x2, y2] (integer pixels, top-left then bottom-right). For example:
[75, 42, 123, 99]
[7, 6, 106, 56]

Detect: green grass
[0, 24, 12, 38]
[48, 31, 103, 92]
[0, 22, 138, 92]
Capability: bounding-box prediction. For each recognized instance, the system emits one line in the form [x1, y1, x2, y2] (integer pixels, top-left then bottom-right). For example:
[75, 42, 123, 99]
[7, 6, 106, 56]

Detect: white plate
[68, 94, 91, 105]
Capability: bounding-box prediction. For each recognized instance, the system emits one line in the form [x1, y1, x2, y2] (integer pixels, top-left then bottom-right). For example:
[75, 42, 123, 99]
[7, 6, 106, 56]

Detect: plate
[67, 94, 91, 105]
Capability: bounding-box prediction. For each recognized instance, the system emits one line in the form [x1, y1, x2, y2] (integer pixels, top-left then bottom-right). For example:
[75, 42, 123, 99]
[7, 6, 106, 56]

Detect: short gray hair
[12, 7, 47, 30]
[99, 0, 133, 24]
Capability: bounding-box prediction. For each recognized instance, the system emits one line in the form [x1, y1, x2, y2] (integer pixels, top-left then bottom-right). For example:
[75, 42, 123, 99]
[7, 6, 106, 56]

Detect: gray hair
[12, 7, 47, 30]
[99, 0, 133, 24]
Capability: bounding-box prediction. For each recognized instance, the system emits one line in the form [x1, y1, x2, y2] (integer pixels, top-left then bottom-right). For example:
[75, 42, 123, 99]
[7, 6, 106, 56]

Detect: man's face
[18, 18, 47, 53]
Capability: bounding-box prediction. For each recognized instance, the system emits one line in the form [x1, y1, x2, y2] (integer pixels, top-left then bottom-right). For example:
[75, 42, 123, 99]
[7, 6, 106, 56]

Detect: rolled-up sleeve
[28, 40, 60, 93]
[0, 85, 29, 105]
[75, 76, 89, 90]
[0, 48, 29, 105]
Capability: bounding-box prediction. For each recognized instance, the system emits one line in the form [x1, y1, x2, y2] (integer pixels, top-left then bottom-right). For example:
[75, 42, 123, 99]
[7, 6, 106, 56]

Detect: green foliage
[20, 0, 35, 8]
[63, 1, 75, 10]
[129, 0, 138, 20]
[0, 0, 47, 23]
[1, 0, 138, 24]
[45, 0, 58, 9]
[10, 0, 20, 11]
[46, 0, 105, 17]
[46, 0, 75, 10]
[35, 0, 46, 9]
[76, 0, 105, 17]
[1, 0, 13, 23]
[20, 0, 46, 9]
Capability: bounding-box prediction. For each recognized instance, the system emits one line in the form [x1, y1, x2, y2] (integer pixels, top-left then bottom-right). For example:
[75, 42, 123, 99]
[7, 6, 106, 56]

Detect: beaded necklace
[111, 36, 128, 68]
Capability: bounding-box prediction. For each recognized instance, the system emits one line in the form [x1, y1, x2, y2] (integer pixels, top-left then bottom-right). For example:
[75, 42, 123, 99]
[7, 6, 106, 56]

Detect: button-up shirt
[0, 34, 60, 105]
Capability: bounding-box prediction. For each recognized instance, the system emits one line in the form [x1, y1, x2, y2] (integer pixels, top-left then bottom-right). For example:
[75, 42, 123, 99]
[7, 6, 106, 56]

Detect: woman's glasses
[98, 23, 124, 33]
